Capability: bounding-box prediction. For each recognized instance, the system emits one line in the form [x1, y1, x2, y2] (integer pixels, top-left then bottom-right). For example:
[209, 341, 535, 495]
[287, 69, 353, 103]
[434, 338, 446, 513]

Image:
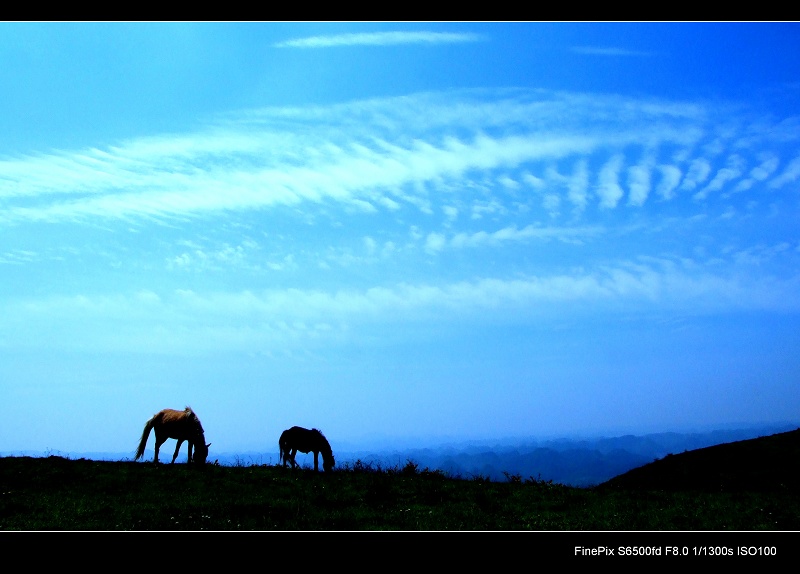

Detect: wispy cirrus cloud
[680, 158, 712, 193]
[627, 155, 656, 206]
[0, 250, 37, 265]
[4, 256, 799, 354]
[769, 154, 800, 188]
[166, 239, 264, 273]
[273, 31, 485, 49]
[447, 224, 605, 250]
[596, 154, 626, 209]
[694, 154, 745, 200]
[0, 88, 796, 231]
[570, 46, 654, 57]
[565, 160, 590, 213]
[655, 165, 682, 200]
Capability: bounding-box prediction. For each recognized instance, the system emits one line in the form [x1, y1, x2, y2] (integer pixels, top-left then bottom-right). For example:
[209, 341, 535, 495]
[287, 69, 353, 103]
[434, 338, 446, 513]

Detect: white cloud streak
[567, 160, 590, 212]
[694, 155, 744, 200]
[680, 158, 712, 192]
[596, 154, 626, 209]
[627, 157, 654, 206]
[3, 259, 798, 354]
[769, 154, 800, 188]
[570, 46, 654, 57]
[656, 165, 682, 200]
[449, 224, 604, 249]
[0, 88, 796, 231]
[273, 31, 485, 49]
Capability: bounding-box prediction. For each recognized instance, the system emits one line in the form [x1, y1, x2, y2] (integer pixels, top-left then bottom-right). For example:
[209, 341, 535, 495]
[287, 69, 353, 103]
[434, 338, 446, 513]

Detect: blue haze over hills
[5, 422, 796, 487]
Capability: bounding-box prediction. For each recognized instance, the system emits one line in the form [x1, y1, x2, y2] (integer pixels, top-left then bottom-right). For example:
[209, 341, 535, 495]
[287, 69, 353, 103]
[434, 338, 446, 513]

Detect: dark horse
[134, 406, 210, 465]
[279, 426, 335, 472]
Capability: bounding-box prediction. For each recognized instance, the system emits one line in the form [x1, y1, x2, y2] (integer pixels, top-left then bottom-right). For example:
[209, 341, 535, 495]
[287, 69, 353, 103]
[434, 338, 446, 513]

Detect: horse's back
[282, 426, 326, 450]
[156, 408, 185, 422]
[158, 406, 201, 424]
[282, 426, 309, 438]
[153, 407, 204, 438]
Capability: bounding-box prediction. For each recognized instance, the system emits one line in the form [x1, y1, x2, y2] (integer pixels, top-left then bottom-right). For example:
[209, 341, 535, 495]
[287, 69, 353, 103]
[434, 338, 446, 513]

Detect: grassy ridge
[2, 428, 799, 531]
[599, 428, 800, 493]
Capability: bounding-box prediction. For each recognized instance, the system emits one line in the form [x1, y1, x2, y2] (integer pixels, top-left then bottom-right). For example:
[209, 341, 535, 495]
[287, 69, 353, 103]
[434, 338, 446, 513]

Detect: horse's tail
[134, 415, 155, 461]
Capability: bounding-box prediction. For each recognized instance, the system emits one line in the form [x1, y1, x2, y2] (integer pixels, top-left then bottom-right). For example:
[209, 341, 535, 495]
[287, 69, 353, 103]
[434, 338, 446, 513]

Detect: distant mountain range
[5, 422, 797, 487]
[328, 423, 800, 487]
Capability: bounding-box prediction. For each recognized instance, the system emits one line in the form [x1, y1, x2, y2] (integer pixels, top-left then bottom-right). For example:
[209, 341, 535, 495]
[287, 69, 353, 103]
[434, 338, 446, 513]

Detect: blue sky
[2, 22, 800, 457]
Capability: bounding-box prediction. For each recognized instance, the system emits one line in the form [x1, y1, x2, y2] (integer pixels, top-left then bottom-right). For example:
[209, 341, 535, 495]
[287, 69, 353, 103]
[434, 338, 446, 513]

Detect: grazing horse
[279, 426, 335, 472]
[134, 406, 210, 465]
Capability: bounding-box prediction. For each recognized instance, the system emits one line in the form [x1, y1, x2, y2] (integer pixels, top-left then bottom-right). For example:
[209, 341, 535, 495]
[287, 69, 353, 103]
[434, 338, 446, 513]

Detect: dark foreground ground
[1, 429, 798, 534]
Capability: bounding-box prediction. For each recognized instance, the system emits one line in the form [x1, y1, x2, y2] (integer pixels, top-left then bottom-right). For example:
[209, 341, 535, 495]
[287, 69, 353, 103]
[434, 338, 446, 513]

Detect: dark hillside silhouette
[596, 427, 800, 492]
[333, 424, 798, 487]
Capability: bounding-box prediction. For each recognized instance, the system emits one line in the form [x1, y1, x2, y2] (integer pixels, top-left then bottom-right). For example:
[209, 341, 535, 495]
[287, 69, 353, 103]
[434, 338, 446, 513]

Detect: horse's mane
[184, 406, 205, 434]
[311, 428, 332, 456]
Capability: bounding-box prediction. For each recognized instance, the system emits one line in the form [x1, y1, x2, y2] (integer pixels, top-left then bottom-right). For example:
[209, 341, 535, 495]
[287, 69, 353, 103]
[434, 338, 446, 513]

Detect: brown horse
[134, 406, 210, 465]
[279, 426, 335, 472]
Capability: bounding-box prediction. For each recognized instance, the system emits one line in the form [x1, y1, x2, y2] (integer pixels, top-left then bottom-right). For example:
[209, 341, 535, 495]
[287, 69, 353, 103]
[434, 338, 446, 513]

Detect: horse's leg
[290, 448, 298, 468]
[313, 451, 319, 471]
[154, 436, 166, 463]
[187, 441, 194, 463]
[172, 439, 184, 464]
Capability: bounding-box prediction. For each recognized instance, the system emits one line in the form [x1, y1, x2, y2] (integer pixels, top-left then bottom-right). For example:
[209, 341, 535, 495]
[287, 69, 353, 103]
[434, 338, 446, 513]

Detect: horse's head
[194, 442, 211, 465]
[323, 454, 335, 472]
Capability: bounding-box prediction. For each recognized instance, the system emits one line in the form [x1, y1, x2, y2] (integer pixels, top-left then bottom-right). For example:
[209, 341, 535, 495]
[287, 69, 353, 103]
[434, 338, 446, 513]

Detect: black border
[8, 530, 793, 564]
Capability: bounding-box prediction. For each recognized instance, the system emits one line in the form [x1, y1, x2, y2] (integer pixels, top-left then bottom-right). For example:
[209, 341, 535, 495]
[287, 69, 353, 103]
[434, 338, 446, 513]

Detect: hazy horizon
[2, 22, 800, 456]
[3, 419, 797, 464]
